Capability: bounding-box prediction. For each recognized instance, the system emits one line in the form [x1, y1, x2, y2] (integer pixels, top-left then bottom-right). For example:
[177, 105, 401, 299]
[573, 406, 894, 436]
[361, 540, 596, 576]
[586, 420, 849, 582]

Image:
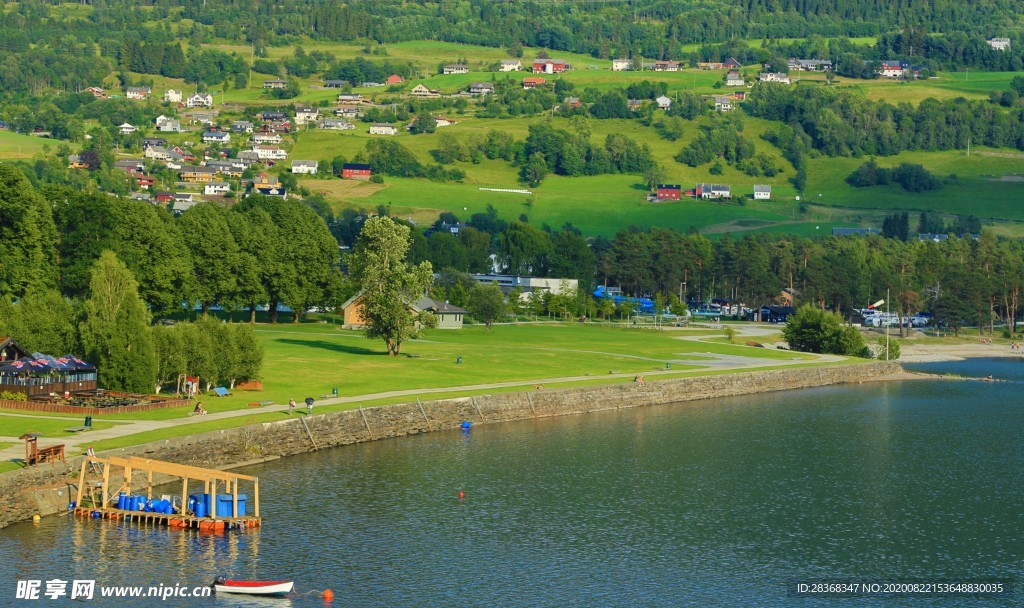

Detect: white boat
[212, 578, 294, 596]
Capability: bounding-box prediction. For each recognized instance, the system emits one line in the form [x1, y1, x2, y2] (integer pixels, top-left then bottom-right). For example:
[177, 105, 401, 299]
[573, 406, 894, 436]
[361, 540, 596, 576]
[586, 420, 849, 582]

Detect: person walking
[288, 398, 296, 416]
[305, 396, 314, 415]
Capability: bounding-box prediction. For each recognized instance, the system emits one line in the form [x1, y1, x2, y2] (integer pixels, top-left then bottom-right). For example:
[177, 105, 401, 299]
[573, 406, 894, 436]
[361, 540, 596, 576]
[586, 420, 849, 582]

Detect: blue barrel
[164, 503, 175, 515]
[128, 496, 137, 511]
[194, 501, 207, 518]
[118, 493, 127, 510]
[188, 494, 199, 514]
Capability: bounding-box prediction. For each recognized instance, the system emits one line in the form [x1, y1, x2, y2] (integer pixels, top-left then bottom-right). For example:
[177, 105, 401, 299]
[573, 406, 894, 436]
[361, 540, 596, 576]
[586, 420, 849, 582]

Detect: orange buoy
[458, 489, 464, 500]
[323, 589, 334, 601]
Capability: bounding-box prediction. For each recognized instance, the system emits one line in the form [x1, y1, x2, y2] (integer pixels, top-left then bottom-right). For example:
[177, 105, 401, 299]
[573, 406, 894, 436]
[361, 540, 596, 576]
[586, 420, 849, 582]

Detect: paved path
[0, 325, 832, 464]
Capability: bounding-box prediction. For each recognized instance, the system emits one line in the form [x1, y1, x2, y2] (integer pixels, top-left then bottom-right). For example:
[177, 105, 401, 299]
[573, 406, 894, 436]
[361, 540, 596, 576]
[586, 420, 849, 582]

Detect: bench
[64, 426, 90, 433]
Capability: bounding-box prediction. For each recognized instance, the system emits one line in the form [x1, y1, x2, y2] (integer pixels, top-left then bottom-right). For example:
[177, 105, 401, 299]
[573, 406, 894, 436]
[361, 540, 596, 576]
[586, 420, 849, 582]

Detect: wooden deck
[72, 506, 261, 531]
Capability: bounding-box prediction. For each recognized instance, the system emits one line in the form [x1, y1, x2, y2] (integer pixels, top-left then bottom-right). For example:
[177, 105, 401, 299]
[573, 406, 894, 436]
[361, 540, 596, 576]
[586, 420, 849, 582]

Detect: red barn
[656, 184, 682, 200]
[532, 59, 567, 74]
[342, 163, 372, 180]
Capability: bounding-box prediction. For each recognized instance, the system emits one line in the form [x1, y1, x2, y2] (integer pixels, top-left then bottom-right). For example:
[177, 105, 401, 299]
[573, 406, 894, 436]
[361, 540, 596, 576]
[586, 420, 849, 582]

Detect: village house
[154, 191, 175, 204]
[655, 184, 682, 201]
[714, 95, 733, 112]
[317, 118, 355, 130]
[232, 121, 254, 133]
[723, 58, 743, 69]
[414, 297, 467, 329]
[878, 60, 908, 78]
[987, 37, 1011, 51]
[336, 93, 363, 104]
[118, 123, 138, 135]
[186, 92, 214, 108]
[294, 107, 319, 125]
[532, 59, 568, 74]
[204, 182, 231, 196]
[753, 184, 771, 200]
[205, 159, 236, 174]
[656, 95, 672, 110]
[386, 74, 404, 85]
[251, 132, 283, 145]
[263, 80, 287, 89]
[653, 60, 682, 72]
[144, 145, 170, 161]
[611, 58, 632, 71]
[627, 99, 643, 112]
[291, 160, 319, 175]
[362, 81, 385, 88]
[135, 175, 155, 190]
[155, 115, 181, 133]
[252, 145, 288, 161]
[143, 137, 167, 149]
[522, 77, 546, 89]
[86, 87, 106, 98]
[129, 192, 151, 202]
[433, 116, 456, 127]
[179, 165, 218, 183]
[335, 104, 365, 118]
[725, 70, 745, 86]
[342, 163, 372, 180]
[698, 62, 725, 70]
[237, 150, 261, 165]
[183, 111, 216, 126]
[202, 131, 230, 144]
[324, 80, 349, 88]
[468, 82, 495, 95]
[697, 183, 731, 199]
[113, 158, 144, 173]
[164, 89, 183, 103]
[67, 154, 88, 169]
[409, 84, 441, 98]
[171, 194, 199, 215]
[499, 59, 522, 72]
[246, 173, 286, 199]
[369, 123, 398, 135]
[259, 111, 288, 122]
[759, 72, 790, 84]
[442, 64, 469, 75]
[563, 96, 581, 109]
[126, 86, 151, 100]
[787, 58, 833, 72]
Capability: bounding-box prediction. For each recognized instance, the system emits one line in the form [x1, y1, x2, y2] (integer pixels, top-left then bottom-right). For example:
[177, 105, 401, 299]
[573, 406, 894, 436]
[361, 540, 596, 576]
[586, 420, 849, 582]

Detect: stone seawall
[0, 361, 903, 529]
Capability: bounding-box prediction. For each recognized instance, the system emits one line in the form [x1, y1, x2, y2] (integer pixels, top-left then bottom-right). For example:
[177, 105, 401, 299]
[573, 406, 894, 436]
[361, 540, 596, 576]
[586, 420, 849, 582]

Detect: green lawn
[805, 148, 1024, 220]
[0, 130, 61, 160]
[0, 416, 118, 439]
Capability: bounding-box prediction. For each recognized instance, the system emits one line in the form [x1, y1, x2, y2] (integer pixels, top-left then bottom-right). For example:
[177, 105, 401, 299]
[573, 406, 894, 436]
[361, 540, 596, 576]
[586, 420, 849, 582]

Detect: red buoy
[458, 489, 464, 500]
[323, 589, 334, 601]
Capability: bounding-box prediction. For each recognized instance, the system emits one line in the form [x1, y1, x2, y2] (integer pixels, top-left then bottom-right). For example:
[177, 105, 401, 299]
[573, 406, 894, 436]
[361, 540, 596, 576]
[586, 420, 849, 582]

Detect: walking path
[0, 326, 834, 465]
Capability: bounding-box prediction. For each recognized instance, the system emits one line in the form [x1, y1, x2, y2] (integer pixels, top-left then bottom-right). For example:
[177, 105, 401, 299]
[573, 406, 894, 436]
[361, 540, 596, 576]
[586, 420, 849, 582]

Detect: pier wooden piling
[73, 455, 261, 529]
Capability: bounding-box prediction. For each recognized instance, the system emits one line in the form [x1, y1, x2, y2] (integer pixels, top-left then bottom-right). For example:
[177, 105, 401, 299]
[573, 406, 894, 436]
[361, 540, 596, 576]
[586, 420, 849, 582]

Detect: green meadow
[0, 130, 64, 160]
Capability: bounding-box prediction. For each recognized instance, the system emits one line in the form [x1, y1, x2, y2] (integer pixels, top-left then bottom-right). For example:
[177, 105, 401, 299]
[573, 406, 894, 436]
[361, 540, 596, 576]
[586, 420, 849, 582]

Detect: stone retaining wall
[0, 361, 903, 528]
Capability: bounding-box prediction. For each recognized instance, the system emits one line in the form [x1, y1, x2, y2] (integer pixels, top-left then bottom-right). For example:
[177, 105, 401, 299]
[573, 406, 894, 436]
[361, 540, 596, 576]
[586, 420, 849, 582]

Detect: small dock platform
[74, 455, 261, 531]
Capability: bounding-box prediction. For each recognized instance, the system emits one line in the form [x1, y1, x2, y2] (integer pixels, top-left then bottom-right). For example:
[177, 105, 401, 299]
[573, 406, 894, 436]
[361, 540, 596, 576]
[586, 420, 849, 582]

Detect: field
[0, 130, 63, 160]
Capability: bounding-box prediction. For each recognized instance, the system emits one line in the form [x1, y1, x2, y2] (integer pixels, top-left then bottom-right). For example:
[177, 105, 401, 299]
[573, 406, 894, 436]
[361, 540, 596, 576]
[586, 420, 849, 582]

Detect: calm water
[1, 359, 1021, 607]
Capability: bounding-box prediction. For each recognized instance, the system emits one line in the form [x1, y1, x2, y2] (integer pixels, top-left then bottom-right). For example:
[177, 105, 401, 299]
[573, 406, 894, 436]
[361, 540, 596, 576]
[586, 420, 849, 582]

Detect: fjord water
[1, 359, 1021, 607]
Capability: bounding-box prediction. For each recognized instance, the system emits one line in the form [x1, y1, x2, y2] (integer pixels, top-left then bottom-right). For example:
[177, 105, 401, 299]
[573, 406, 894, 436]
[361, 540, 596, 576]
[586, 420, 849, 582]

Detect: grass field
[0, 415, 117, 439]
[805, 148, 1024, 221]
[0, 130, 62, 160]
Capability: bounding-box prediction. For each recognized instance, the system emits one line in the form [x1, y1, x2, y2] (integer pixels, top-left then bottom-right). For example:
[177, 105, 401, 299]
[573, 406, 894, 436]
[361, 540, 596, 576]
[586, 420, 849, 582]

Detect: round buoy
[32, 514, 41, 523]
[323, 589, 334, 601]
[458, 489, 464, 500]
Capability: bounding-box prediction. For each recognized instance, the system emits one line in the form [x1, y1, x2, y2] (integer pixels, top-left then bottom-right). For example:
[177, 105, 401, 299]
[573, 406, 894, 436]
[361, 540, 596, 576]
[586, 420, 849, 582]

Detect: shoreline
[898, 342, 1024, 363]
[0, 360, 912, 529]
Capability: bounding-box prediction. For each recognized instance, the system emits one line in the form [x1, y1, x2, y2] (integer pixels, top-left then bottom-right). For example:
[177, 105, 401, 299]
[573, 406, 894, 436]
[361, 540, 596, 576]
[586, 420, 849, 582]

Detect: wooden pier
[74, 455, 261, 530]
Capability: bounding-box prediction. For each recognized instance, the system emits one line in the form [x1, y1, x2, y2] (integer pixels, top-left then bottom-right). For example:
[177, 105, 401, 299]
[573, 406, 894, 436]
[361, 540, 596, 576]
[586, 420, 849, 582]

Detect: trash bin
[216, 494, 247, 517]
[332, 387, 338, 396]
[84, 416, 92, 428]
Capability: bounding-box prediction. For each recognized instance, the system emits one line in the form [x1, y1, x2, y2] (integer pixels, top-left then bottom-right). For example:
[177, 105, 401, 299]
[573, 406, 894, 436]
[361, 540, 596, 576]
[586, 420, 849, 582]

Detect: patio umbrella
[0, 357, 50, 373]
[60, 355, 96, 371]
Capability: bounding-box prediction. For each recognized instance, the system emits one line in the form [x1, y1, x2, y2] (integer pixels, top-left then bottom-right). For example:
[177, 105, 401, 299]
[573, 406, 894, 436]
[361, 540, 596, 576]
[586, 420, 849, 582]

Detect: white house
[988, 37, 1011, 51]
[251, 132, 282, 145]
[878, 61, 906, 78]
[468, 82, 495, 95]
[202, 131, 230, 144]
[119, 123, 138, 134]
[369, 123, 398, 135]
[232, 121, 254, 133]
[204, 182, 231, 196]
[698, 183, 731, 199]
[409, 84, 441, 98]
[442, 64, 469, 75]
[144, 145, 170, 161]
[725, 70, 744, 86]
[291, 160, 319, 175]
[714, 96, 733, 112]
[499, 59, 522, 72]
[164, 89, 183, 103]
[656, 95, 672, 110]
[186, 92, 214, 108]
[317, 118, 355, 130]
[753, 184, 771, 200]
[294, 107, 319, 125]
[252, 145, 287, 160]
[759, 72, 790, 84]
[126, 86, 151, 100]
[611, 58, 632, 71]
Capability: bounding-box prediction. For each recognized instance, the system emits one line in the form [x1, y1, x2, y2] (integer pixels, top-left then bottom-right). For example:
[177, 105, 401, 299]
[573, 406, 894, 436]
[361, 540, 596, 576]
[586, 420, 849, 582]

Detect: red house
[532, 59, 567, 74]
[522, 77, 546, 89]
[386, 74, 404, 85]
[154, 191, 174, 203]
[656, 184, 682, 200]
[135, 175, 155, 190]
[342, 163, 372, 180]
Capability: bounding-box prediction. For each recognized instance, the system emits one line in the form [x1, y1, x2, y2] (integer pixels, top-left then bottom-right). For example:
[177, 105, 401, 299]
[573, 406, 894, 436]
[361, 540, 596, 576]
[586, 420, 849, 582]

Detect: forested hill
[2, 0, 1022, 64]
